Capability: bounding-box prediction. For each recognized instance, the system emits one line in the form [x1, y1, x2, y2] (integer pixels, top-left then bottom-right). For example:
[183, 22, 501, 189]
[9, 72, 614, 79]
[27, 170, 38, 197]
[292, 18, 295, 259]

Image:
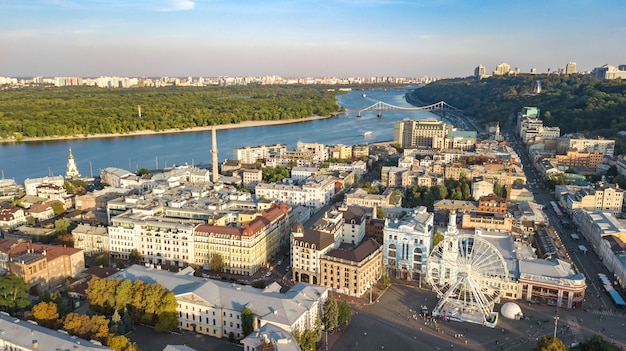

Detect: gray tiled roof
[111, 265, 327, 328]
[0, 313, 112, 350]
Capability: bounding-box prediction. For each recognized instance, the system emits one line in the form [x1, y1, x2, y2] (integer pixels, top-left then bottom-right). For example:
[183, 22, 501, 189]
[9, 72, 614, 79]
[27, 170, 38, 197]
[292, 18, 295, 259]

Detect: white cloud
[159, 0, 195, 12]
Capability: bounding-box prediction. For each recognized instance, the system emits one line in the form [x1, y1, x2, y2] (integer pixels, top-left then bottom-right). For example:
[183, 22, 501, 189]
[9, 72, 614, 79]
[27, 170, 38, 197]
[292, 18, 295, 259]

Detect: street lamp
[368, 281, 372, 304]
[553, 314, 559, 338]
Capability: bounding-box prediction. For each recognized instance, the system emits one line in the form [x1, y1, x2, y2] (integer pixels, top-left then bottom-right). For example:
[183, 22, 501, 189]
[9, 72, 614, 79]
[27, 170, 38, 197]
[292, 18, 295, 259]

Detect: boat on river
[363, 131, 373, 137]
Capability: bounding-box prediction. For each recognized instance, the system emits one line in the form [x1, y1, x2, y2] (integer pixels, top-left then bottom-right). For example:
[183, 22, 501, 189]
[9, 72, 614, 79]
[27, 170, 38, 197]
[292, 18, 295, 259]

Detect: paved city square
[330, 284, 626, 351]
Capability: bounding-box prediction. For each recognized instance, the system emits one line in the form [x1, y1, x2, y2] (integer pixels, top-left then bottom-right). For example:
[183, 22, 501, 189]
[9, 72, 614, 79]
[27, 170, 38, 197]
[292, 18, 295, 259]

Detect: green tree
[389, 190, 403, 206]
[493, 182, 504, 197]
[128, 249, 142, 265]
[293, 319, 321, 351]
[0, 275, 32, 313]
[376, 207, 385, 219]
[51, 203, 65, 216]
[432, 231, 444, 247]
[137, 168, 150, 176]
[534, 335, 567, 351]
[578, 334, 614, 351]
[209, 253, 225, 272]
[322, 298, 339, 331]
[241, 307, 254, 336]
[513, 178, 525, 186]
[381, 275, 391, 288]
[54, 219, 74, 235]
[121, 308, 134, 333]
[337, 300, 352, 325]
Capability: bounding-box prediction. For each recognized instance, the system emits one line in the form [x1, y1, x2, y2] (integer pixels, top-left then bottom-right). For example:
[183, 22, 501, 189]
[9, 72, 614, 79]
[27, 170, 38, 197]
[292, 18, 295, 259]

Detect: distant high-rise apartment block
[494, 63, 511, 76]
[474, 65, 486, 78]
[565, 62, 577, 75]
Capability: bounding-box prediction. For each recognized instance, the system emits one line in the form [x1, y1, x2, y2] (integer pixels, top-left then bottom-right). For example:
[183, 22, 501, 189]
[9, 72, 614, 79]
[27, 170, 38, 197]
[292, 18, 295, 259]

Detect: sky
[1, 0, 625, 78]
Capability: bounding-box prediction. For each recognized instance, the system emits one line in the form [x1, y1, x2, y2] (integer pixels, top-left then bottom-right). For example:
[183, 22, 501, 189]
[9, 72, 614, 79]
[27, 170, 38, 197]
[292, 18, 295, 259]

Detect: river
[0, 87, 439, 183]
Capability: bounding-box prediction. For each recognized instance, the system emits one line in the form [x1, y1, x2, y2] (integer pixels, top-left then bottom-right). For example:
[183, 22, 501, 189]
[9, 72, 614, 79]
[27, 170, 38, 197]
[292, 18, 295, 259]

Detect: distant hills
[408, 74, 626, 154]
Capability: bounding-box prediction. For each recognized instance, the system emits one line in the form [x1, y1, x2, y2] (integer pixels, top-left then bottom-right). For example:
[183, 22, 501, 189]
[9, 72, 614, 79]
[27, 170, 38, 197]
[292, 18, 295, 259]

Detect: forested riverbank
[409, 74, 626, 154]
[0, 85, 343, 141]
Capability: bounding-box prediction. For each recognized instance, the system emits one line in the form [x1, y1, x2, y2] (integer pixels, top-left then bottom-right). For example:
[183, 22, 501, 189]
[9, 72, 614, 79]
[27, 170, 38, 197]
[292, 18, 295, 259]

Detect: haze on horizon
[1, 0, 625, 79]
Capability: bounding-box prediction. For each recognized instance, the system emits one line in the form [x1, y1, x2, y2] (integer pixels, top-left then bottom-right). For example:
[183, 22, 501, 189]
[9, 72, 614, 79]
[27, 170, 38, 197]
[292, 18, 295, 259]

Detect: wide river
[0, 87, 439, 183]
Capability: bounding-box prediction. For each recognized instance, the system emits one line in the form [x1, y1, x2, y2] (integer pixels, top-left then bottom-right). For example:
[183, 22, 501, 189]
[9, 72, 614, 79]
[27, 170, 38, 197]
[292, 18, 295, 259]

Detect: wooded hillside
[409, 74, 626, 154]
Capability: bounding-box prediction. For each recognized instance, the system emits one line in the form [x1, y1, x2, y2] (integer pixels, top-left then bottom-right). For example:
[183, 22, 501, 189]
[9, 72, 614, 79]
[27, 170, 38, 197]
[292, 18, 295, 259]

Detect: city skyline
[1, 0, 625, 78]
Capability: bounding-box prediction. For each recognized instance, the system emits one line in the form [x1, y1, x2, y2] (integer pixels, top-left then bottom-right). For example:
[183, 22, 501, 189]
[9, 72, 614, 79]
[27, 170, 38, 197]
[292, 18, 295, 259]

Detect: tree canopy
[0, 85, 340, 140]
[86, 277, 178, 332]
[534, 335, 567, 351]
[410, 74, 626, 154]
[0, 275, 32, 313]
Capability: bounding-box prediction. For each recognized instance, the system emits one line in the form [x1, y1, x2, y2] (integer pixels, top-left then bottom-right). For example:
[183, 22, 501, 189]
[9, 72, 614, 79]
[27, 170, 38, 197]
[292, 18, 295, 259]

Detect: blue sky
[1, 0, 625, 78]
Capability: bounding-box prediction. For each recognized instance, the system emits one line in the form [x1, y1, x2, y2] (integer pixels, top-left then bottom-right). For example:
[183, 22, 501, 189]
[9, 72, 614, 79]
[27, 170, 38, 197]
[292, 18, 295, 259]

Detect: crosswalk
[588, 309, 626, 318]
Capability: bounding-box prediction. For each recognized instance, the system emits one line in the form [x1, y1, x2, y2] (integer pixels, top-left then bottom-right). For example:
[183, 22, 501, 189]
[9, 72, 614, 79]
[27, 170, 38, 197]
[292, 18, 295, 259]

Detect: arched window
[388, 243, 396, 260]
[413, 247, 423, 270]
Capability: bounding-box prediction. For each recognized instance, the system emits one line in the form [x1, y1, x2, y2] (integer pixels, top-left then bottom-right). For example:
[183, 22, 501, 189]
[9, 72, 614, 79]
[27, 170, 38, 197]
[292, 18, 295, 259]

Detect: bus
[550, 201, 563, 218]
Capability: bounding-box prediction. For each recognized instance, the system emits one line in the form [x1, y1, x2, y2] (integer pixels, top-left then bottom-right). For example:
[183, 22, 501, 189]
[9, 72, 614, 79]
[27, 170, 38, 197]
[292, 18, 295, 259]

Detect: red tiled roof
[0, 239, 82, 261]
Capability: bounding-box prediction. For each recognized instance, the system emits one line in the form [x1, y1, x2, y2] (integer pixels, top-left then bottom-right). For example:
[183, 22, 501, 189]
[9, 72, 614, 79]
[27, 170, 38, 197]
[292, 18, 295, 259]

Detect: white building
[108, 210, 198, 265]
[242, 169, 263, 190]
[291, 167, 319, 181]
[296, 141, 327, 162]
[24, 176, 65, 196]
[234, 144, 287, 164]
[111, 265, 327, 341]
[72, 223, 109, 255]
[568, 137, 615, 157]
[255, 176, 335, 211]
[560, 183, 624, 215]
[383, 206, 434, 280]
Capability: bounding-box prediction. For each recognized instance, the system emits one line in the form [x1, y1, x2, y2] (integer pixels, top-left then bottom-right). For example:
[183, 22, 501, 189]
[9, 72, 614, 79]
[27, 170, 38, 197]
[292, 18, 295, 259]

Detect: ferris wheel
[427, 234, 508, 325]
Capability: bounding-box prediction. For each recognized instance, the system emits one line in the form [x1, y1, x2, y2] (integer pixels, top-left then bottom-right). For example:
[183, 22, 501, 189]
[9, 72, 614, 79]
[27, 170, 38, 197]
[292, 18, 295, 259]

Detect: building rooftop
[324, 238, 381, 263]
[110, 265, 328, 329]
[0, 313, 112, 350]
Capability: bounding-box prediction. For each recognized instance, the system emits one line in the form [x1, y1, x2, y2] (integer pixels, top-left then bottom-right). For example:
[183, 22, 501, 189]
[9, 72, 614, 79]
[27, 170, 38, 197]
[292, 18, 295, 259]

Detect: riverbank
[0, 114, 335, 144]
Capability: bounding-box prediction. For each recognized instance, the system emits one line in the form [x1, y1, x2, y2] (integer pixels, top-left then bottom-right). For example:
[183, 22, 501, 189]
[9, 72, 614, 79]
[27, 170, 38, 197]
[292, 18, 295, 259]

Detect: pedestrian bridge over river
[343, 100, 462, 117]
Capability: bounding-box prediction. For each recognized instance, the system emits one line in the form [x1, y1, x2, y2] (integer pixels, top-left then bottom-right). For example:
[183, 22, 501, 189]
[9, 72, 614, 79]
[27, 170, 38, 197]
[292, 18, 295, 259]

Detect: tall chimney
[211, 127, 219, 183]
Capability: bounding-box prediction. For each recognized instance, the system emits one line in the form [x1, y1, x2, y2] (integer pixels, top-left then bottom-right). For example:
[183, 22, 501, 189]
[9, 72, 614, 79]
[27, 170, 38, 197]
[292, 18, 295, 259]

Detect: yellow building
[319, 238, 382, 297]
[194, 203, 292, 275]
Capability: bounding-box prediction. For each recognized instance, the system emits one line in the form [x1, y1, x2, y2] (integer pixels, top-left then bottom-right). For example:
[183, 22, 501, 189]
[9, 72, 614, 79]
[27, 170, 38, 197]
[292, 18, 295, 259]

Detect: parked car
[265, 271, 272, 277]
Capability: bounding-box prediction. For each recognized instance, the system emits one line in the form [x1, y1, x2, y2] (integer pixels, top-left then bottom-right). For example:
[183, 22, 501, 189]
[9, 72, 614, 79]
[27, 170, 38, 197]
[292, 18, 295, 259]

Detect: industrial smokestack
[211, 127, 219, 183]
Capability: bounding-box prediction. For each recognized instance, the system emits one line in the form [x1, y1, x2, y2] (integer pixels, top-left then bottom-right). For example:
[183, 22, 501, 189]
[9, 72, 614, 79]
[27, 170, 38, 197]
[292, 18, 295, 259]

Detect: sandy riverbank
[0, 114, 335, 144]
